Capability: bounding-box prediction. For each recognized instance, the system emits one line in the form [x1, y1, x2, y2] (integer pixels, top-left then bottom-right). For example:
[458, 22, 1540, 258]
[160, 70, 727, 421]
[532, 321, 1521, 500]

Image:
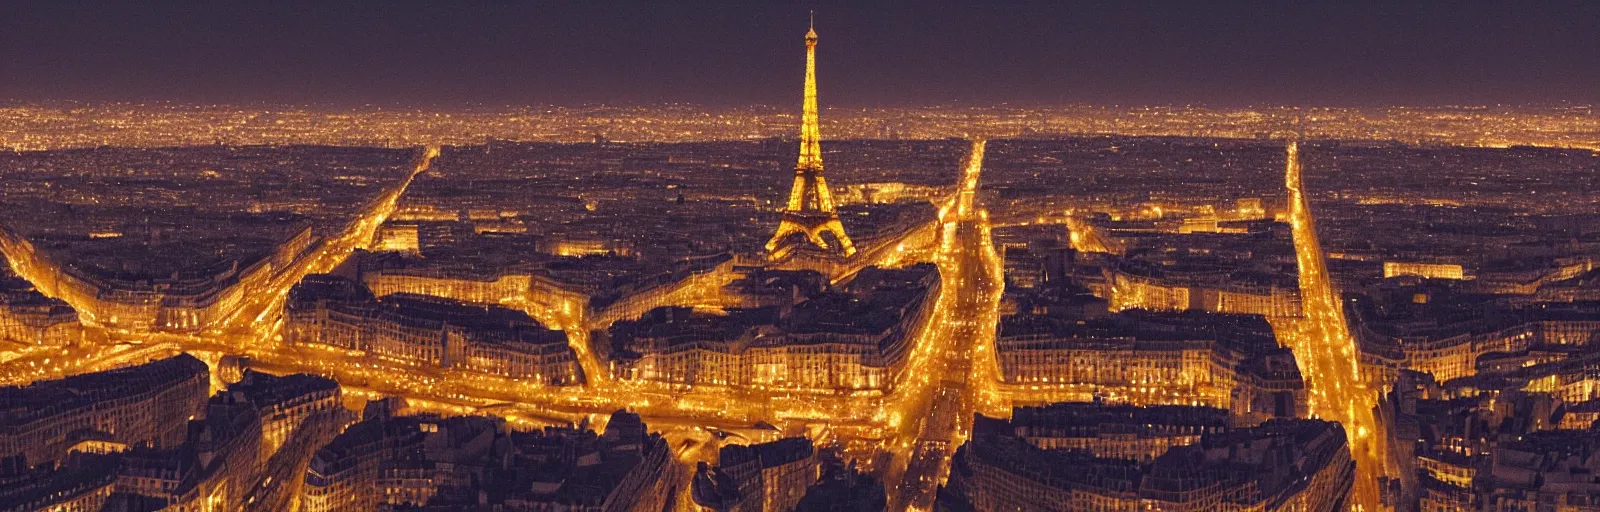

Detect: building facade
[286, 275, 579, 385]
[0, 355, 208, 468]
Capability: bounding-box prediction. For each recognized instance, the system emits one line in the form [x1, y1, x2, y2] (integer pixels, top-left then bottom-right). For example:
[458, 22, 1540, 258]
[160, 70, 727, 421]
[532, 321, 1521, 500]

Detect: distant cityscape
[2, 16, 1600, 512]
[3, 102, 1600, 151]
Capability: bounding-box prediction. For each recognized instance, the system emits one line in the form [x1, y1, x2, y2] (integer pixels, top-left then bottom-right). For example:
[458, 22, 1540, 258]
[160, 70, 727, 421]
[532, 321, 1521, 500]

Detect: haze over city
[0, 3, 1598, 512]
[5, 2, 1600, 106]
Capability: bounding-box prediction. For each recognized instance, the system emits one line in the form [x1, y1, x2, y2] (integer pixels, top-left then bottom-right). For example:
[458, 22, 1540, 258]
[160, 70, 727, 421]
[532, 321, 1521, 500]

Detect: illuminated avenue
[3, 14, 1600, 512]
[1280, 139, 1389, 511]
[882, 139, 1007, 511]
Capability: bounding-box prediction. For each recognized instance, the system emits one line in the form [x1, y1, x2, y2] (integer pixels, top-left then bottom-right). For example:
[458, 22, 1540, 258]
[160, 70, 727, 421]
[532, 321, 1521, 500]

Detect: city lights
[1, 6, 1598, 511]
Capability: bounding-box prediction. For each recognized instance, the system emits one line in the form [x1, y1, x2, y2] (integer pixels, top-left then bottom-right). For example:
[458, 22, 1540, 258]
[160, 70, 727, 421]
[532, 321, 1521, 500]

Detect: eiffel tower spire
[797, 13, 822, 174]
[767, 16, 856, 259]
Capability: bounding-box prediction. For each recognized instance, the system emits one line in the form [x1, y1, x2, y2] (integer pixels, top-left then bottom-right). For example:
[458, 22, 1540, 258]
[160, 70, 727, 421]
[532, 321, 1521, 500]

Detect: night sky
[3, 2, 1599, 107]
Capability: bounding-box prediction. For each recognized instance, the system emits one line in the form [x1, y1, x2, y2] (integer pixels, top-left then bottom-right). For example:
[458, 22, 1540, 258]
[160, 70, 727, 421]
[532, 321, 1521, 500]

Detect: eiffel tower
[766, 16, 856, 259]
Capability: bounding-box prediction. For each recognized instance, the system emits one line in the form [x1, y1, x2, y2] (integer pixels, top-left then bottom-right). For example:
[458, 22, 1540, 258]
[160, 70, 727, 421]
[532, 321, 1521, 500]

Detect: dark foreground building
[942, 406, 1353, 511]
[0, 355, 209, 468]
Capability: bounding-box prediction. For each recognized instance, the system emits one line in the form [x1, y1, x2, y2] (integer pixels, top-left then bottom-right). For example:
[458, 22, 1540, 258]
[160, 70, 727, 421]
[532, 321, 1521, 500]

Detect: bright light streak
[1279, 139, 1391, 511]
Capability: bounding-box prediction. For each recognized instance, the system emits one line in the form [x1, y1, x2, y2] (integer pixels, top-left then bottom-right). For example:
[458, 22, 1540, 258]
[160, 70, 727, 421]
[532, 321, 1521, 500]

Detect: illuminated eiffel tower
[766, 16, 856, 259]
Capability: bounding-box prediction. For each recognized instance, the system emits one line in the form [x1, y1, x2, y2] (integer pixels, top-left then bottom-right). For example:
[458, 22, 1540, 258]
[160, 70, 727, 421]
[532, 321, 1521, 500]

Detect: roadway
[0, 146, 439, 386]
[882, 140, 1006, 511]
[213, 145, 441, 346]
[241, 409, 355, 512]
[1281, 140, 1391, 511]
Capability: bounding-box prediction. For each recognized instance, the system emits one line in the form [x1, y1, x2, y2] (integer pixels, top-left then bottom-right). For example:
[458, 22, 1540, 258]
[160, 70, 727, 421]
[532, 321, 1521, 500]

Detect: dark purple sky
[3, 2, 1599, 107]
